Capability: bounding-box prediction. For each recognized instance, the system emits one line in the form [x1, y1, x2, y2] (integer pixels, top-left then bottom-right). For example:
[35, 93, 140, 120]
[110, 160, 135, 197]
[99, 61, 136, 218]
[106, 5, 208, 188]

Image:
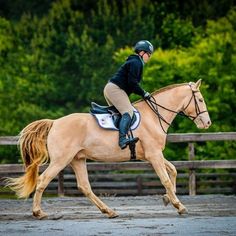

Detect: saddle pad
[92, 108, 141, 131]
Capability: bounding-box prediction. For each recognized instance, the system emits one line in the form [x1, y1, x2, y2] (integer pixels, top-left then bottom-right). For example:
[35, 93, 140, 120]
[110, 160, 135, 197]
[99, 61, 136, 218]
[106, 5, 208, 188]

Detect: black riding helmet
[134, 40, 154, 54]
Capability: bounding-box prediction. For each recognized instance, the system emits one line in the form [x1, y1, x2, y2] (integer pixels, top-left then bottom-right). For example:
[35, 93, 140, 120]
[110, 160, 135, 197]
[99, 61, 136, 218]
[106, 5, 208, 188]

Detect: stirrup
[129, 137, 139, 145]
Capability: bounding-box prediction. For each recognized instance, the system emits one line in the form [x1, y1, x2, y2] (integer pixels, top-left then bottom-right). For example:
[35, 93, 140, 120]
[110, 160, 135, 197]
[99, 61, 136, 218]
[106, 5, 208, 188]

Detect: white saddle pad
[93, 108, 141, 131]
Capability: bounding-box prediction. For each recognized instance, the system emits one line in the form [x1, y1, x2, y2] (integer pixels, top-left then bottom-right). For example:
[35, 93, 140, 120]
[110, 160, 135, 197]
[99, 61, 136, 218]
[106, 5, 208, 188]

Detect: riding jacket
[109, 54, 146, 97]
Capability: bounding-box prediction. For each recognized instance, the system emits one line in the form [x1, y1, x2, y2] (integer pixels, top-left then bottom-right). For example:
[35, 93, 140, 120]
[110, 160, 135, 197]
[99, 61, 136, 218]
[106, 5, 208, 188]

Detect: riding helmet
[134, 40, 154, 54]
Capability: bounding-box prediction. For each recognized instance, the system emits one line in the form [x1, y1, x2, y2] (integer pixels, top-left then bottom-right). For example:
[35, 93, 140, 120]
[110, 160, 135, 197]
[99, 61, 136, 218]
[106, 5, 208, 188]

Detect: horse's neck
[137, 85, 189, 133]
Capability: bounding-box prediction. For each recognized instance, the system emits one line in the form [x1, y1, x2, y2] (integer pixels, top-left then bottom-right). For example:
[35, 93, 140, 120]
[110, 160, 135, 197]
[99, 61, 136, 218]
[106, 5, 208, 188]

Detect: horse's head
[182, 79, 211, 129]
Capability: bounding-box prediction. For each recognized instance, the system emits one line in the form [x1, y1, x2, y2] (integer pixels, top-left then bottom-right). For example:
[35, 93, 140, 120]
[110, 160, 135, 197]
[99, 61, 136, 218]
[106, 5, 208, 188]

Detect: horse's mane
[134, 82, 189, 104]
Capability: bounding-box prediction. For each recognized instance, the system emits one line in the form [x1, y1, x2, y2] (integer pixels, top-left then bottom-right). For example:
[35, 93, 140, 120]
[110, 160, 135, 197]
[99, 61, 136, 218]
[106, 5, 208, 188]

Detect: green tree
[0, 1, 236, 163]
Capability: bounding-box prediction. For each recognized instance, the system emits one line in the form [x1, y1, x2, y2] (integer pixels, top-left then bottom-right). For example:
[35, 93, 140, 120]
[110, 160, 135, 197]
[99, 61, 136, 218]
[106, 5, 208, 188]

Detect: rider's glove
[143, 91, 151, 100]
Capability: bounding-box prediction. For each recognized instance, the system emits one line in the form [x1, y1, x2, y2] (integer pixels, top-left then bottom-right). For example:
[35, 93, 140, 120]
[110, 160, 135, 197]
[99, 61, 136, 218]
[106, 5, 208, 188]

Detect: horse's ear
[195, 79, 202, 89]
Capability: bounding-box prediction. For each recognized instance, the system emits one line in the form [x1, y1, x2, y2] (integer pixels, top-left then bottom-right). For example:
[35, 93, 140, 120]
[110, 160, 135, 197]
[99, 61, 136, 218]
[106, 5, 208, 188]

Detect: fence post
[188, 142, 196, 195]
[137, 176, 143, 195]
[58, 170, 65, 197]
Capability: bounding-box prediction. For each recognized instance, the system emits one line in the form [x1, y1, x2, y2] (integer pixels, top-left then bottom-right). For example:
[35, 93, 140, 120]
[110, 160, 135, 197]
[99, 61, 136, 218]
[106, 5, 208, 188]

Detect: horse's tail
[5, 119, 53, 198]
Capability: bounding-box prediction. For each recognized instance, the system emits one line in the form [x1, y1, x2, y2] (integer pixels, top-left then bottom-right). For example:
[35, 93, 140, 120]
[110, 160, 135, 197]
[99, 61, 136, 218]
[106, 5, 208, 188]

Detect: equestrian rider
[103, 40, 154, 149]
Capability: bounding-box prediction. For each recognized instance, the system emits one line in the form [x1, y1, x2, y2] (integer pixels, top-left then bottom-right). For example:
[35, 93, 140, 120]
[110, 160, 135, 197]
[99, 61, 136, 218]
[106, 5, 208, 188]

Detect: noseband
[145, 84, 208, 133]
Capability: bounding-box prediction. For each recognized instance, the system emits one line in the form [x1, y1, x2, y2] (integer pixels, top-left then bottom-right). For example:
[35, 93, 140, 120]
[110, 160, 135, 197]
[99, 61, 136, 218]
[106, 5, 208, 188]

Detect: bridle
[144, 83, 208, 133]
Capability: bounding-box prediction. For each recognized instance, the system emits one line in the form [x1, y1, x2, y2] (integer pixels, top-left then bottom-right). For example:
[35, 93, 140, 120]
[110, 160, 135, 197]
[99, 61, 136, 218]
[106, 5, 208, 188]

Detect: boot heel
[119, 139, 130, 149]
[131, 137, 139, 144]
[120, 143, 128, 150]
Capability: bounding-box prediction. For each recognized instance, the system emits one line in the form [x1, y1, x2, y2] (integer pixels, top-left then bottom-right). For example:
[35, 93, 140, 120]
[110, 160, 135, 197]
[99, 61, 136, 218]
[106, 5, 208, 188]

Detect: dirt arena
[0, 194, 236, 236]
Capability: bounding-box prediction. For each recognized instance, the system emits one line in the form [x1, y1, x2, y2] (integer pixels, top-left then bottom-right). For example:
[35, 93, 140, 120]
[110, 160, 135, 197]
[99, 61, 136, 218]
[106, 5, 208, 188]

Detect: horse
[6, 79, 211, 219]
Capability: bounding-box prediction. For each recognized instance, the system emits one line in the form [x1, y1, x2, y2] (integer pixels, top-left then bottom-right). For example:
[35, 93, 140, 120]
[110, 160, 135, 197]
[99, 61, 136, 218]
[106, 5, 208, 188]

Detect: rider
[103, 40, 154, 149]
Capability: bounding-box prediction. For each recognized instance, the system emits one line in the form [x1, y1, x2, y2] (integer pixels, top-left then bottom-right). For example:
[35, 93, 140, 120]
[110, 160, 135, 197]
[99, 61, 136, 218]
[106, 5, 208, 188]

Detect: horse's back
[48, 112, 116, 147]
[56, 112, 90, 122]
[50, 113, 95, 135]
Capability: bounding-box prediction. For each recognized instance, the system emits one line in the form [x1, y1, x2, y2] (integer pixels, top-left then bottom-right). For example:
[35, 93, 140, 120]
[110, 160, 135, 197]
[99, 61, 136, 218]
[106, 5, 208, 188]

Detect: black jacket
[109, 54, 145, 96]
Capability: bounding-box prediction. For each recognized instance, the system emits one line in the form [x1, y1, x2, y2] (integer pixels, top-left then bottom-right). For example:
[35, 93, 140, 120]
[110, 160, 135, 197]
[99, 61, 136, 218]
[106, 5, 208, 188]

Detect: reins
[144, 96, 172, 133]
[144, 85, 208, 134]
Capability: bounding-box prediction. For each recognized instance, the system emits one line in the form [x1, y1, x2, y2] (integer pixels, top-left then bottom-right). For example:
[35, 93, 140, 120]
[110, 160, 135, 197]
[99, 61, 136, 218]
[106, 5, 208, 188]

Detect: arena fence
[0, 132, 236, 197]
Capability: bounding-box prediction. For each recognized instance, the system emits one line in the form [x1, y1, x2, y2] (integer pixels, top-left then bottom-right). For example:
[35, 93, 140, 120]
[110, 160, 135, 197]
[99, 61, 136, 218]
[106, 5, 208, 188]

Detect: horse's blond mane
[134, 82, 189, 104]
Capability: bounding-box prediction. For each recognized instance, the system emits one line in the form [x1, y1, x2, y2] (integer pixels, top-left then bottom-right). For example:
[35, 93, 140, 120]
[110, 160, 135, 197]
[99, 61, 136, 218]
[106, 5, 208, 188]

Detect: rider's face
[140, 51, 151, 63]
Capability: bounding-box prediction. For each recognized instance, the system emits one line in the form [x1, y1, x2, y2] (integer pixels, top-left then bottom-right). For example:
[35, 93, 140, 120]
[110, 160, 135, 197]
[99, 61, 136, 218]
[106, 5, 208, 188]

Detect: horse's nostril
[207, 120, 211, 125]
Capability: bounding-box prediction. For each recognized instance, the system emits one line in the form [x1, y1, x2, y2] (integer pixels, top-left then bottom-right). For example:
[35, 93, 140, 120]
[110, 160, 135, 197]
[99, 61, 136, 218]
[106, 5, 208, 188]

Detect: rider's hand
[143, 91, 151, 100]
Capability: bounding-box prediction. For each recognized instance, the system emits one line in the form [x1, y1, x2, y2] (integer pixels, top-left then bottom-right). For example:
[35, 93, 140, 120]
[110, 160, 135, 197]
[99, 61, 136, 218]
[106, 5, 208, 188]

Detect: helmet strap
[138, 52, 146, 64]
[138, 54, 145, 65]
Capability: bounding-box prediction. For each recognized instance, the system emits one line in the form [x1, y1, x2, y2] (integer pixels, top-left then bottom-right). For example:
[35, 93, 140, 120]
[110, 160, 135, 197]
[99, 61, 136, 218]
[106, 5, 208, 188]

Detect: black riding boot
[119, 113, 139, 150]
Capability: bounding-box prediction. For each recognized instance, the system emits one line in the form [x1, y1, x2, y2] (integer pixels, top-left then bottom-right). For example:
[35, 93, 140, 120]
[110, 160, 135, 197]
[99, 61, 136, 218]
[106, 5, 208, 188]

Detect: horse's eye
[199, 98, 203, 102]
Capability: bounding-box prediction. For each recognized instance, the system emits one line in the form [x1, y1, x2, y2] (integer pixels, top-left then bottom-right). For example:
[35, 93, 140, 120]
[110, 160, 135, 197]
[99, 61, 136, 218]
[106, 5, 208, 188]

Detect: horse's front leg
[70, 157, 118, 218]
[146, 150, 187, 215]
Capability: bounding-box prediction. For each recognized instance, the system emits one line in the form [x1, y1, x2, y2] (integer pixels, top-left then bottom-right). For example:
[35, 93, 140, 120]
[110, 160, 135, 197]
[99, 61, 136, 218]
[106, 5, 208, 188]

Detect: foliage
[0, 0, 235, 163]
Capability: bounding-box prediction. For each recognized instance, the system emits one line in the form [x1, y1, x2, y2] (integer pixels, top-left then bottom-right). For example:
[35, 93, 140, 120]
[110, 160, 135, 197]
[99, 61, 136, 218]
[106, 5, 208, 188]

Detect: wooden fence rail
[0, 132, 236, 196]
[1, 132, 236, 145]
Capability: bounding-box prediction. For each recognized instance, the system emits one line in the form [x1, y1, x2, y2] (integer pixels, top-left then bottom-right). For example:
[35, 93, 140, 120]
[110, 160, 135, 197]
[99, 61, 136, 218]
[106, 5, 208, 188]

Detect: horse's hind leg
[70, 158, 118, 218]
[33, 162, 67, 219]
[163, 159, 177, 206]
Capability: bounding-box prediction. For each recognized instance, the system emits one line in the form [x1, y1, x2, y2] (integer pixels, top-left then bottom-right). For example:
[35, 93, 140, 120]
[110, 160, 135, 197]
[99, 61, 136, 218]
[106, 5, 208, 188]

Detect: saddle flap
[91, 108, 141, 131]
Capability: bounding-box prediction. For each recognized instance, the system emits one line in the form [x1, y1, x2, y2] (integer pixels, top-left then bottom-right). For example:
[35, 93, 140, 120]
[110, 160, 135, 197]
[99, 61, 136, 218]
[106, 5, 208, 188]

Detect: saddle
[90, 102, 141, 130]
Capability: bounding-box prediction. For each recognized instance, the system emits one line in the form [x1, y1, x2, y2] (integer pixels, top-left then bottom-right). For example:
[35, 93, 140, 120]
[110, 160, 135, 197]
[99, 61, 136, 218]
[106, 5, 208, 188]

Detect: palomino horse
[6, 79, 211, 219]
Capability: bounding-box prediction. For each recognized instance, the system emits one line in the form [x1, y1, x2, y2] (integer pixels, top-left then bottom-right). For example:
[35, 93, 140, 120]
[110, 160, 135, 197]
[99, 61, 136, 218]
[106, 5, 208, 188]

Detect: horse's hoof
[108, 211, 119, 218]
[33, 210, 48, 220]
[178, 206, 188, 215]
[162, 194, 170, 206]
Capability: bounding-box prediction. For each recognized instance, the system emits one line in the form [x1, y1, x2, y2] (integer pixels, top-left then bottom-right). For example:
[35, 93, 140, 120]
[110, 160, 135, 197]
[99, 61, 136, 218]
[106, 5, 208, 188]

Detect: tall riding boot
[119, 113, 139, 150]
